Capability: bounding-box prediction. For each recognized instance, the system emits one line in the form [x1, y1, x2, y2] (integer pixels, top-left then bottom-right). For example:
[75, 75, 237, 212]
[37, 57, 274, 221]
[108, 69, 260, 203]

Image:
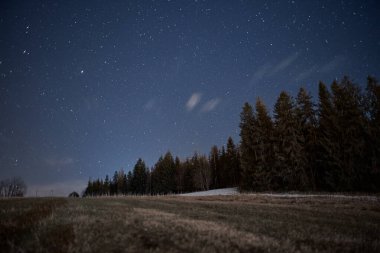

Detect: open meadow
[1, 194, 379, 252]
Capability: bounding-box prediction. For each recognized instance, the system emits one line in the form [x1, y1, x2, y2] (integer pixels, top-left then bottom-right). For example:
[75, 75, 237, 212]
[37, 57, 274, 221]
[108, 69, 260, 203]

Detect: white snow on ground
[255, 193, 379, 201]
[179, 187, 238, 196]
[179, 188, 379, 201]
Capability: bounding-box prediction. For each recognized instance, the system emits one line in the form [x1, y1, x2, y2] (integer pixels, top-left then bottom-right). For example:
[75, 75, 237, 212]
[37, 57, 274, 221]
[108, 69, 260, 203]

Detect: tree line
[84, 76, 380, 196]
[0, 177, 27, 197]
[84, 138, 240, 196]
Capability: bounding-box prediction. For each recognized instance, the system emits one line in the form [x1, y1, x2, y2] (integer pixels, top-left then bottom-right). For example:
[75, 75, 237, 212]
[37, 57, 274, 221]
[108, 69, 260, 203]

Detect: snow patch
[179, 187, 238, 196]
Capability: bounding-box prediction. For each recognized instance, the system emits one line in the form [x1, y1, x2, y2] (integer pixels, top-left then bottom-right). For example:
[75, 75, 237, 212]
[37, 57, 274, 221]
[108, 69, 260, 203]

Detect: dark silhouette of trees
[239, 102, 257, 191]
[152, 152, 176, 194]
[0, 177, 27, 197]
[131, 159, 148, 195]
[68, 191, 79, 198]
[83, 76, 380, 196]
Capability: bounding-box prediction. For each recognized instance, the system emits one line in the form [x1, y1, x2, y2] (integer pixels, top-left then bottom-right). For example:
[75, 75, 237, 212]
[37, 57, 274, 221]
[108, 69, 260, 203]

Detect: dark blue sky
[1, 0, 379, 196]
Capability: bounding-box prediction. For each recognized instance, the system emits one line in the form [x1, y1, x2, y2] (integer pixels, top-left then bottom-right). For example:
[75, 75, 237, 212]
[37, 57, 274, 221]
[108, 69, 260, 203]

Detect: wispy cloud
[320, 56, 345, 73]
[251, 63, 271, 84]
[272, 53, 299, 73]
[186, 93, 202, 111]
[250, 53, 299, 85]
[294, 55, 346, 82]
[295, 65, 318, 81]
[201, 98, 221, 112]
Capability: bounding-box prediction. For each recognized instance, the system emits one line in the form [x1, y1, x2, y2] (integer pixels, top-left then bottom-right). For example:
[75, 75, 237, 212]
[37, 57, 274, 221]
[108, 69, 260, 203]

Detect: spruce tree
[317, 81, 340, 190]
[132, 158, 148, 195]
[152, 152, 176, 194]
[239, 102, 257, 191]
[209, 145, 220, 189]
[273, 91, 307, 190]
[226, 137, 240, 187]
[366, 76, 380, 190]
[253, 98, 274, 190]
[331, 77, 367, 190]
[296, 88, 318, 190]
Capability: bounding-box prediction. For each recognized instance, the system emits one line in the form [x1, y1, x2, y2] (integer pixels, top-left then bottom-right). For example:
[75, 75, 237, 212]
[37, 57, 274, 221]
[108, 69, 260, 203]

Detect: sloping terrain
[1, 195, 379, 252]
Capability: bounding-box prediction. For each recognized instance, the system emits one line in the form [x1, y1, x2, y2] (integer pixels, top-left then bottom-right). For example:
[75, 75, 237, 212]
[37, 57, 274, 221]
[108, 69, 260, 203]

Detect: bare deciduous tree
[0, 177, 27, 197]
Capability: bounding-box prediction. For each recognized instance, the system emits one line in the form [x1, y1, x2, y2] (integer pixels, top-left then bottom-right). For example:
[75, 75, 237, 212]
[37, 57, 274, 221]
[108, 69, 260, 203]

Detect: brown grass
[0, 195, 379, 252]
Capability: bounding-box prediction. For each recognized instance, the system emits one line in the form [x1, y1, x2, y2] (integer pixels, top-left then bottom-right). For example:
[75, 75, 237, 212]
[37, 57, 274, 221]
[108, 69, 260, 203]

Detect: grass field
[1, 194, 379, 252]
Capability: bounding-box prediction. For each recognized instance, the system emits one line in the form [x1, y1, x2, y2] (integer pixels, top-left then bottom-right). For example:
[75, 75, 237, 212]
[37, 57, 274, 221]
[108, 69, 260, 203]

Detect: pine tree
[117, 170, 125, 195]
[175, 156, 185, 193]
[111, 171, 119, 195]
[132, 158, 148, 195]
[104, 175, 110, 196]
[317, 81, 341, 190]
[331, 77, 367, 190]
[366, 76, 380, 190]
[253, 98, 274, 190]
[273, 91, 307, 190]
[183, 158, 195, 192]
[126, 171, 133, 193]
[209, 145, 220, 189]
[219, 146, 228, 188]
[239, 102, 257, 191]
[296, 88, 318, 190]
[152, 152, 177, 194]
[226, 137, 240, 187]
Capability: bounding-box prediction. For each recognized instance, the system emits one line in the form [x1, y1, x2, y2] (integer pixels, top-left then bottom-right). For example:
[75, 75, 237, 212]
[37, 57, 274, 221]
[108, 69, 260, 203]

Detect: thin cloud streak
[272, 53, 299, 73]
[250, 53, 299, 86]
[320, 56, 345, 73]
[201, 98, 221, 112]
[186, 93, 202, 111]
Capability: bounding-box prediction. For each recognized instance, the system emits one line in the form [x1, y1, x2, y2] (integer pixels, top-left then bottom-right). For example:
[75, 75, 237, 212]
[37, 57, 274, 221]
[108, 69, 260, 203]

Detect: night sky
[1, 0, 379, 196]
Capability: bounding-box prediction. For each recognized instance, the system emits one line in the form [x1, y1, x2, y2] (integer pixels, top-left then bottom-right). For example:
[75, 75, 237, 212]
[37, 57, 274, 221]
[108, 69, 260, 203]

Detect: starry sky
[1, 0, 379, 196]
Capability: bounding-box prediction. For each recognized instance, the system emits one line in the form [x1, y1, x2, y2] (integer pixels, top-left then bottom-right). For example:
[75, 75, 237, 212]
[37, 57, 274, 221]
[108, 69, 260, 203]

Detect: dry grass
[0, 195, 379, 252]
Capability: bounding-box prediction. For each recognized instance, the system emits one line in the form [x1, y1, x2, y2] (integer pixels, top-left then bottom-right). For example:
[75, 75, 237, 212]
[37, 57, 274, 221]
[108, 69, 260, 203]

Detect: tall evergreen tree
[274, 91, 307, 190]
[239, 102, 257, 190]
[174, 156, 185, 193]
[331, 77, 367, 190]
[132, 158, 148, 194]
[226, 137, 240, 186]
[152, 152, 177, 194]
[209, 145, 220, 189]
[296, 88, 318, 190]
[317, 81, 340, 190]
[366, 76, 380, 190]
[253, 98, 274, 190]
[104, 175, 110, 196]
[183, 158, 195, 192]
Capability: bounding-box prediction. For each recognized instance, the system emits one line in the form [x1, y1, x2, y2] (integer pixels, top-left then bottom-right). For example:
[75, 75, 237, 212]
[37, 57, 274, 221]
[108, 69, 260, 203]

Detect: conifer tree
[296, 88, 318, 190]
[274, 91, 307, 190]
[253, 98, 274, 190]
[152, 152, 176, 194]
[317, 81, 340, 190]
[331, 77, 367, 190]
[239, 102, 257, 190]
[226, 137, 240, 186]
[366, 76, 380, 190]
[209, 145, 220, 189]
[104, 175, 110, 196]
[183, 158, 195, 192]
[132, 158, 148, 194]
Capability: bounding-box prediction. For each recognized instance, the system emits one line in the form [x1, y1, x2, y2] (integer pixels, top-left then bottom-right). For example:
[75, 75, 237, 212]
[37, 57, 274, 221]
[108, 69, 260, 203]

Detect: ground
[0, 194, 379, 252]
